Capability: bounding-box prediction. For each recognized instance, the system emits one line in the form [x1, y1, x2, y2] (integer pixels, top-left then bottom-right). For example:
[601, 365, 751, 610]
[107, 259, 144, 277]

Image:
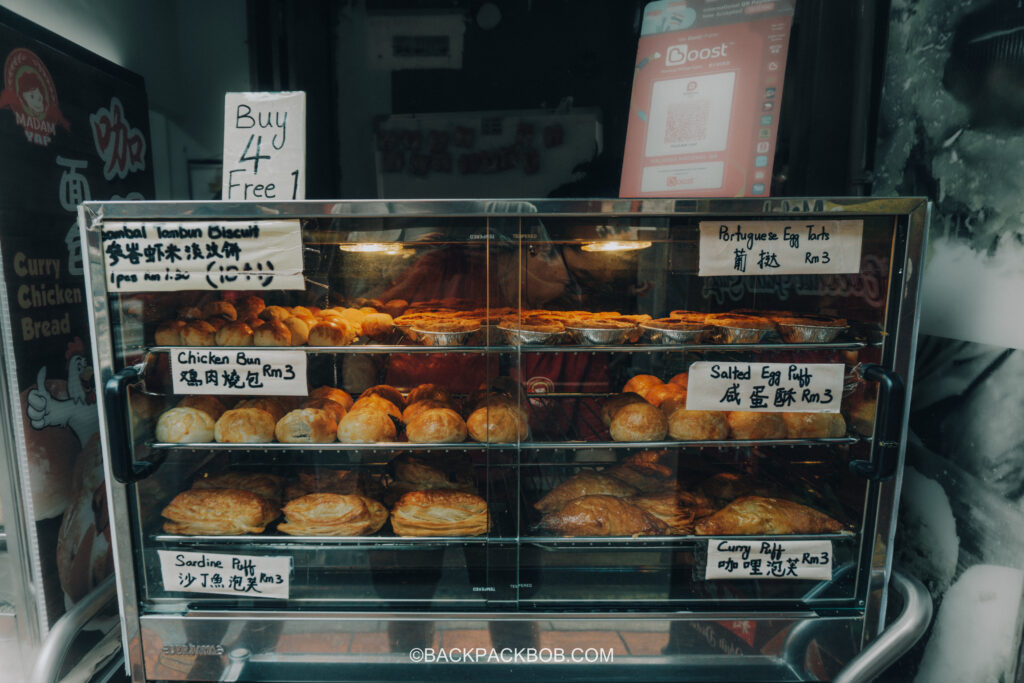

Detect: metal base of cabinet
[138, 612, 863, 682]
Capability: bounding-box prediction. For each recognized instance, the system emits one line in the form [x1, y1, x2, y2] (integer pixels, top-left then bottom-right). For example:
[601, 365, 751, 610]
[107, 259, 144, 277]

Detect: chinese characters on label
[158, 550, 290, 599]
[698, 220, 864, 276]
[706, 539, 833, 580]
[170, 349, 308, 396]
[686, 362, 844, 413]
[101, 219, 304, 291]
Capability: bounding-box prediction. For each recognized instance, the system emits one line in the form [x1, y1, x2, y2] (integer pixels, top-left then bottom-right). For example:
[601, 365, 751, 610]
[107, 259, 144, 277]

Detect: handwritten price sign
[170, 349, 308, 396]
[101, 219, 304, 292]
[698, 220, 863, 276]
[158, 550, 290, 598]
[686, 361, 844, 413]
[706, 539, 834, 580]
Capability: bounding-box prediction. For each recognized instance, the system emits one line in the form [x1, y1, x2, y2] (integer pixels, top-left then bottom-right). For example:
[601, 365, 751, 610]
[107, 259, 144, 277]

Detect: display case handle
[849, 364, 905, 481]
[104, 365, 154, 484]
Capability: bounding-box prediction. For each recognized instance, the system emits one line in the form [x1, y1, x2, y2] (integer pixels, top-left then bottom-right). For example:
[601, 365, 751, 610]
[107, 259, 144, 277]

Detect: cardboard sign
[698, 220, 864, 276]
[101, 219, 304, 291]
[169, 349, 308, 396]
[222, 91, 306, 201]
[620, 0, 794, 197]
[686, 362, 844, 413]
[706, 539, 833, 580]
[158, 550, 290, 599]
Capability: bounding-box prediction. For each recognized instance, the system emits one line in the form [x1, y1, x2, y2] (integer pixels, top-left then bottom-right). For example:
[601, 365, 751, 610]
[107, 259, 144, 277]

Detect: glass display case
[81, 197, 927, 682]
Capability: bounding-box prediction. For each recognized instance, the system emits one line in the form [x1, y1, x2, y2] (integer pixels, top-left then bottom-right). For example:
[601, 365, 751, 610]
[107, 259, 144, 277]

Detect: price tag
[706, 539, 833, 580]
[698, 220, 863, 276]
[101, 219, 304, 292]
[158, 550, 290, 598]
[223, 91, 305, 201]
[686, 361, 843, 412]
[170, 349, 308, 396]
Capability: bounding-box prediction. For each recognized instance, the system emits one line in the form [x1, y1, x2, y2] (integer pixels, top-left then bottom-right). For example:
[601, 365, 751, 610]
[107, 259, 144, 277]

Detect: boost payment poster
[620, 0, 794, 197]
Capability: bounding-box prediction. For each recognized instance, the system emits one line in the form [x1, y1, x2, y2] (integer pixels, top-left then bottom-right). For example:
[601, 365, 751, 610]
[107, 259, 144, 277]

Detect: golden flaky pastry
[278, 493, 387, 536]
[600, 392, 647, 428]
[161, 488, 279, 535]
[534, 470, 638, 513]
[155, 407, 215, 443]
[310, 386, 354, 410]
[609, 402, 668, 442]
[726, 411, 787, 440]
[191, 472, 284, 503]
[694, 496, 844, 536]
[667, 409, 729, 441]
[337, 409, 397, 443]
[405, 408, 468, 443]
[275, 408, 338, 443]
[466, 404, 529, 443]
[390, 489, 489, 537]
[629, 492, 703, 535]
[177, 395, 226, 421]
[537, 495, 667, 537]
[781, 412, 847, 439]
[214, 408, 276, 443]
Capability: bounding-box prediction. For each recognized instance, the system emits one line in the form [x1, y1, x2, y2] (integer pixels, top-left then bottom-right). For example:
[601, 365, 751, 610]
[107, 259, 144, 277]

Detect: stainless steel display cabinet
[80, 198, 931, 682]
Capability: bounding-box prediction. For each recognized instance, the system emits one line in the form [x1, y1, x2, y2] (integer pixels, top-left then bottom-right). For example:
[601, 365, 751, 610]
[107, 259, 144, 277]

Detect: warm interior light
[338, 242, 404, 254]
[580, 240, 653, 253]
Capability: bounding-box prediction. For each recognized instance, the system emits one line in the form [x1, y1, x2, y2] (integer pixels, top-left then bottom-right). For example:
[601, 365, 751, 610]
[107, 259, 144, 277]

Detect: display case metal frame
[80, 197, 928, 682]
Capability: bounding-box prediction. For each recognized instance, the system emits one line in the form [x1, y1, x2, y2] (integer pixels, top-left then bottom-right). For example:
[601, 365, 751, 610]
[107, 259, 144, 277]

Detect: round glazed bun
[310, 386, 354, 410]
[406, 383, 453, 406]
[622, 374, 664, 398]
[301, 397, 347, 424]
[181, 320, 216, 346]
[235, 397, 287, 423]
[361, 312, 394, 340]
[260, 305, 292, 322]
[405, 408, 468, 443]
[236, 295, 266, 319]
[215, 321, 254, 346]
[308, 320, 356, 346]
[727, 412, 787, 440]
[282, 316, 309, 345]
[781, 412, 847, 439]
[214, 408, 276, 443]
[600, 392, 647, 427]
[202, 300, 237, 321]
[275, 408, 338, 443]
[466, 404, 529, 443]
[155, 320, 186, 346]
[668, 372, 689, 388]
[645, 383, 687, 408]
[402, 399, 452, 424]
[337, 409, 397, 443]
[254, 320, 292, 346]
[156, 407, 215, 443]
[609, 402, 668, 442]
[177, 306, 203, 321]
[383, 299, 408, 317]
[350, 395, 401, 421]
[177, 395, 226, 421]
[360, 385, 405, 409]
[666, 409, 729, 440]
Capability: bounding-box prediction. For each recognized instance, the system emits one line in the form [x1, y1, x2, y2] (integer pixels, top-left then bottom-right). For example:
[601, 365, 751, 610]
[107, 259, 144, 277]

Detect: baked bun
[282, 316, 309, 345]
[161, 488, 278, 535]
[235, 397, 287, 423]
[301, 398, 347, 423]
[289, 305, 315, 321]
[600, 392, 647, 427]
[181, 320, 216, 346]
[155, 320, 186, 345]
[402, 399, 451, 424]
[310, 386, 354, 410]
[236, 295, 266, 320]
[155, 407, 215, 443]
[659, 394, 688, 415]
[781, 412, 847, 439]
[275, 408, 339, 443]
[177, 395, 226, 421]
[337, 409, 397, 443]
[361, 313, 394, 340]
[622, 374, 663, 398]
[390, 489, 489, 537]
[351, 395, 402, 421]
[360, 385, 405, 409]
[308, 320, 356, 346]
[668, 372, 689, 388]
[254, 320, 292, 346]
[177, 306, 203, 321]
[666, 409, 729, 440]
[466, 404, 529, 443]
[278, 493, 387, 536]
[406, 383, 453, 406]
[192, 472, 284, 503]
[405, 408, 468, 443]
[383, 299, 408, 317]
[214, 408, 276, 443]
[202, 300, 237, 321]
[259, 305, 292, 322]
[215, 321, 254, 346]
[727, 412, 787, 440]
[206, 316, 229, 330]
[645, 383, 687, 408]
[609, 402, 668, 442]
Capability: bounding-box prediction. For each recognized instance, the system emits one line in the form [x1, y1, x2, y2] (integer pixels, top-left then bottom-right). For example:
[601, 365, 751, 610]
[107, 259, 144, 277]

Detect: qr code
[664, 100, 710, 144]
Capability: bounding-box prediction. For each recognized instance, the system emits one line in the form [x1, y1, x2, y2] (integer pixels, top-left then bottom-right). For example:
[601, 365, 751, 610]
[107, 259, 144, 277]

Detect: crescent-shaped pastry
[390, 489, 489, 537]
[161, 488, 278, 535]
[192, 472, 285, 504]
[278, 493, 388, 536]
[537, 495, 667, 537]
[533, 470, 638, 513]
[694, 496, 844, 535]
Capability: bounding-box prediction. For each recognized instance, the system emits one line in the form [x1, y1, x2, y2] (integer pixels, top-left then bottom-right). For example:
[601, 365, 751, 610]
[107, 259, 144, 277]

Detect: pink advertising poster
[620, 0, 794, 198]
